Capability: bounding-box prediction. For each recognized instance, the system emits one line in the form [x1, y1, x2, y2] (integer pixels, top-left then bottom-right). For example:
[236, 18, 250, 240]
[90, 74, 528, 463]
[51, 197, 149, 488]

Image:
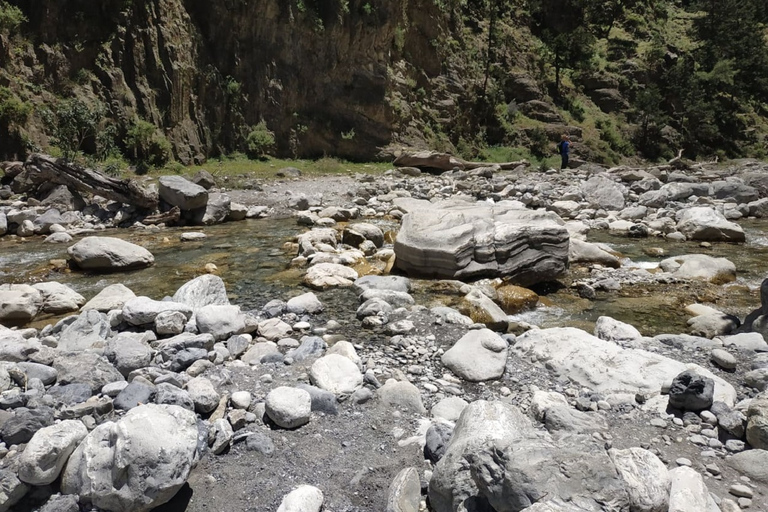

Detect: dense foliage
[0, 0, 766, 166]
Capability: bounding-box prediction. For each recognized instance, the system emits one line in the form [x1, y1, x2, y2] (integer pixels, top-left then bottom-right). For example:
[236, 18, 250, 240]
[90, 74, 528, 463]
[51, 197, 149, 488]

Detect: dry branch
[393, 150, 528, 172]
[21, 154, 158, 210]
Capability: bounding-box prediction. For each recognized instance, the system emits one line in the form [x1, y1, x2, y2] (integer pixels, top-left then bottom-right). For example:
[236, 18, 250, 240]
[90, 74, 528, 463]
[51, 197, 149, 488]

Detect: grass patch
[479, 146, 560, 170]
[135, 155, 393, 187]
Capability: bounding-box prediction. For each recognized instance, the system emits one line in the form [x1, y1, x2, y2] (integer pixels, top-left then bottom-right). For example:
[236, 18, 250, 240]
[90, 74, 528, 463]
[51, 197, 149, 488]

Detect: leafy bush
[0, 87, 31, 124]
[0, 1, 26, 33]
[246, 121, 275, 159]
[125, 119, 172, 169]
[596, 118, 634, 156]
[528, 127, 549, 158]
[43, 98, 105, 160]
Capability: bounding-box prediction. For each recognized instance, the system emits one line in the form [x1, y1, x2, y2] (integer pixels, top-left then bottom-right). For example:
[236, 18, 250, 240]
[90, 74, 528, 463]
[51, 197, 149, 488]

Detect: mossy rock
[496, 285, 539, 314]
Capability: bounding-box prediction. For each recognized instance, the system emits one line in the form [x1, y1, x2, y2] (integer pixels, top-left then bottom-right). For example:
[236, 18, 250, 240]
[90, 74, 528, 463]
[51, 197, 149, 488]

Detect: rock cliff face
[3, 0, 446, 162]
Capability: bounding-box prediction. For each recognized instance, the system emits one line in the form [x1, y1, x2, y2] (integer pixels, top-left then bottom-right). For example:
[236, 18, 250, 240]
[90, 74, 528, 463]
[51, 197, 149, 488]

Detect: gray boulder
[191, 192, 230, 225]
[81, 283, 136, 312]
[676, 207, 745, 242]
[394, 199, 569, 285]
[16, 362, 57, 386]
[286, 292, 324, 315]
[304, 263, 358, 289]
[667, 466, 710, 512]
[67, 236, 155, 271]
[18, 420, 88, 485]
[428, 401, 530, 511]
[114, 381, 155, 411]
[105, 334, 153, 377]
[580, 175, 626, 210]
[265, 386, 312, 429]
[659, 254, 736, 283]
[53, 352, 124, 393]
[668, 370, 714, 412]
[376, 379, 426, 414]
[186, 377, 220, 414]
[158, 175, 208, 210]
[241, 341, 280, 365]
[569, 239, 620, 268]
[608, 447, 670, 512]
[31, 282, 85, 314]
[342, 222, 384, 248]
[61, 404, 198, 512]
[711, 180, 758, 203]
[195, 304, 246, 341]
[276, 485, 324, 512]
[0, 406, 54, 445]
[122, 296, 192, 326]
[727, 449, 768, 483]
[0, 284, 42, 324]
[425, 422, 454, 463]
[154, 383, 195, 411]
[594, 316, 642, 344]
[57, 310, 112, 352]
[746, 392, 768, 450]
[172, 274, 230, 309]
[0, 468, 28, 512]
[512, 327, 736, 406]
[441, 329, 508, 382]
[309, 354, 362, 395]
[465, 432, 629, 512]
[285, 336, 326, 362]
[0, 329, 39, 361]
[386, 467, 421, 512]
[353, 275, 412, 294]
[543, 406, 608, 434]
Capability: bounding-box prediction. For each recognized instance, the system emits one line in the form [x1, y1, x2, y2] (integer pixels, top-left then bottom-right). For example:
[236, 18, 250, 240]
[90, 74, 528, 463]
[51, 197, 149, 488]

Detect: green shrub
[246, 121, 275, 159]
[43, 98, 105, 160]
[596, 118, 634, 156]
[528, 127, 549, 158]
[125, 119, 172, 169]
[0, 87, 31, 124]
[0, 1, 26, 33]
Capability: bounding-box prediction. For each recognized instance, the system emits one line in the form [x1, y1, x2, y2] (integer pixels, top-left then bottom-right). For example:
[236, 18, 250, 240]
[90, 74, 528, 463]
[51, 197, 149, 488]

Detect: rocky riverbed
[1, 158, 768, 512]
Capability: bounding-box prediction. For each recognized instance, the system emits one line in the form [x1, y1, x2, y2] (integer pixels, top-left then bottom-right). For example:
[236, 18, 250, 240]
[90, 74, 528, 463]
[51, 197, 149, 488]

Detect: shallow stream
[2, 217, 768, 337]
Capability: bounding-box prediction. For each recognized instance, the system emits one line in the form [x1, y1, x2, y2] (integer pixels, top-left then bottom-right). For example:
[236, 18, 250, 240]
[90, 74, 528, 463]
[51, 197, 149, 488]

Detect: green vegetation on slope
[0, 0, 766, 170]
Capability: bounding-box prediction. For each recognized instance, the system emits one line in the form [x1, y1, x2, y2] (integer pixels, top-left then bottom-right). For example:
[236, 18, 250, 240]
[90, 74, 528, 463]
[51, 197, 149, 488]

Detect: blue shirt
[561, 141, 570, 155]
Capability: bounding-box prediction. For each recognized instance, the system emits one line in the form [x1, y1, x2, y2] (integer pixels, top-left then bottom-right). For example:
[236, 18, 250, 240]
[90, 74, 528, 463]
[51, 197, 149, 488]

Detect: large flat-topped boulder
[68, 237, 154, 271]
[158, 175, 208, 210]
[393, 199, 569, 285]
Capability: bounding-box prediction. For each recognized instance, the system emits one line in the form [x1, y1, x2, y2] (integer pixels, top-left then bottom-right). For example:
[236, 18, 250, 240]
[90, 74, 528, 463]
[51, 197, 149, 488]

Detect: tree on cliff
[528, 0, 596, 95]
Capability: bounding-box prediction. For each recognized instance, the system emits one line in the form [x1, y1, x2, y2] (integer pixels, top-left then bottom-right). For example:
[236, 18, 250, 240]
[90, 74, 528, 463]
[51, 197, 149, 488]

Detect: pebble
[650, 418, 667, 428]
[705, 464, 721, 476]
[676, 458, 692, 467]
[711, 348, 737, 370]
[729, 484, 753, 498]
[700, 410, 717, 425]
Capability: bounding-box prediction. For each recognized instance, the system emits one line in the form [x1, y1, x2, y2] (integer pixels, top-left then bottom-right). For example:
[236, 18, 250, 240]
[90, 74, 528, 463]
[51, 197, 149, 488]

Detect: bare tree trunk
[20, 154, 158, 210]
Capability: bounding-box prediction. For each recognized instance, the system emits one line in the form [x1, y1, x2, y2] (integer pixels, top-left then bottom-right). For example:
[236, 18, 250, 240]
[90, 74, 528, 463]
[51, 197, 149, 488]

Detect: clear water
[2, 217, 767, 336]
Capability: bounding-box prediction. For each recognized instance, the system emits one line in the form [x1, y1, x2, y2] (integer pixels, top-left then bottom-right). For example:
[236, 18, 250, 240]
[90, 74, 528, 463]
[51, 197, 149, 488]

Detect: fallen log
[19, 154, 158, 210]
[393, 150, 529, 172]
[142, 206, 180, 225]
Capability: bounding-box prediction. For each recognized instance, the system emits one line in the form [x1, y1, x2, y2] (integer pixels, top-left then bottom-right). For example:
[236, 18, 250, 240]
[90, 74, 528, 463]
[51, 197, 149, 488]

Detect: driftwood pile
[11, 154, 159, 210]
[393, 151, 529, 172]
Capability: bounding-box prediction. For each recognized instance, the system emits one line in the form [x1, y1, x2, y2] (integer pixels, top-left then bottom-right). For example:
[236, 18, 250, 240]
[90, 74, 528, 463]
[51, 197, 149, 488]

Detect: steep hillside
[0, 0, 766, 166]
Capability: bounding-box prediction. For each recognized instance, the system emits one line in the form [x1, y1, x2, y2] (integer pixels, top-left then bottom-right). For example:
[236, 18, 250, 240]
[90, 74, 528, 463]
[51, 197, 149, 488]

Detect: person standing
[558, 134, 571, 170]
